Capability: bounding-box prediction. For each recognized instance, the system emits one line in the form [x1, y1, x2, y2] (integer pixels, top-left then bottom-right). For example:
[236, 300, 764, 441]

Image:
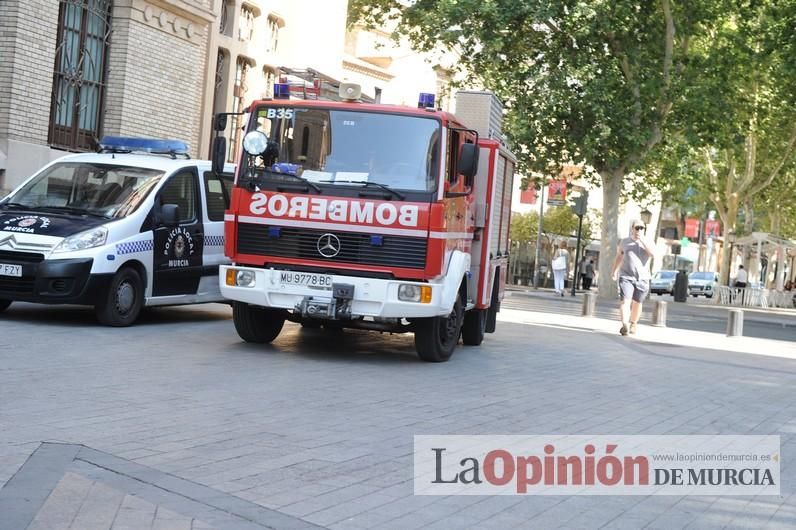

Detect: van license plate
[0, 263, 22, 277]
[279, 271, 332, 289]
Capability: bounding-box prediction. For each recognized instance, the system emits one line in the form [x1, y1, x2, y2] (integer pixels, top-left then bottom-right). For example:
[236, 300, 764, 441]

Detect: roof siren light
[273, 83, 290, 99]
[339, 82, 362, 102]
[418, 92, 435, 109]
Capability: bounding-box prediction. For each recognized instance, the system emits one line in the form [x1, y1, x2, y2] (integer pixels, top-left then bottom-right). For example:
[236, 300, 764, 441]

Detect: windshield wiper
[322, 180, 405, 200]
[35, 205, 110, 219]
[0, 202, 32, 210]
[249, 169, 322, 194]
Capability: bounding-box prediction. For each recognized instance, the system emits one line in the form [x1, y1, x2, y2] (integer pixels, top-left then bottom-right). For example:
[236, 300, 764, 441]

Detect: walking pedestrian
[552, 240, 569, 297]
[584, 258, 595, 290]
[611, 219, 657, 336]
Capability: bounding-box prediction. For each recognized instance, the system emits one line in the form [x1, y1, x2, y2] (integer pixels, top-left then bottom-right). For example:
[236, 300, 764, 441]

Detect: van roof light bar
[98, 137, 191, 159]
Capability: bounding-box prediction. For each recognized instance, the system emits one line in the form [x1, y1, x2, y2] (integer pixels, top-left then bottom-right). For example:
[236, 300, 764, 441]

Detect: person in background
[552, 240, 569, 297]
[735, 265, 748, 288]
[583, 258, 595, 290]
[611, 219, 657, 336]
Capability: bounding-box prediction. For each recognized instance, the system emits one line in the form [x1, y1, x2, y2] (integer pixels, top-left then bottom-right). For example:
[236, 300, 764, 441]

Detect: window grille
[49, 0, 112, 151]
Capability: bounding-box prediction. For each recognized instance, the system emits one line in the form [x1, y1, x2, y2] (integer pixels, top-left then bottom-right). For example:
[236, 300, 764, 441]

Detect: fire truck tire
[233, 302, 285, 343]
[462, 309, 486, 346]
[414, 292, 463, 362]
[300, 320, 322, 329]
[95, 267, 144, 327]
[0, 299, 11, 313]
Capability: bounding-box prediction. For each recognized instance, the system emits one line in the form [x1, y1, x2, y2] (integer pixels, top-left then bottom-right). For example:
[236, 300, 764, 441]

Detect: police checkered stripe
[205, 235, 225, 247]
[116, 239, 154, 255]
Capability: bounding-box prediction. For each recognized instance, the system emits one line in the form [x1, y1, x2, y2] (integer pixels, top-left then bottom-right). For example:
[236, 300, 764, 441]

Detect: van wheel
[233, 302, 285, 343]
[0, 299, 11, 313]
[414, 292, 463, 362]
[462, 308, 486, 346]
[95, 267, 144, 326]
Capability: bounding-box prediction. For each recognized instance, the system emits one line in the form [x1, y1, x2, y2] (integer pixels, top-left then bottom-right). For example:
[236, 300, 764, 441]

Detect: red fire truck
[213, 84, 515, 362]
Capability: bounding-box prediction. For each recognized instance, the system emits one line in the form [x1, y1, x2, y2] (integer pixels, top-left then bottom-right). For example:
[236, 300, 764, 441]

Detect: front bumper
[219, 265, 449, 319]
[0, 257, 111, 304]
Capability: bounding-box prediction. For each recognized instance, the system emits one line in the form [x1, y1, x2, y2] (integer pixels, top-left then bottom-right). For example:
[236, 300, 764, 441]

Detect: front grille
[0, 250, 45, 263]
[0, 276, 35, 294]
[237, 224, 428, 269]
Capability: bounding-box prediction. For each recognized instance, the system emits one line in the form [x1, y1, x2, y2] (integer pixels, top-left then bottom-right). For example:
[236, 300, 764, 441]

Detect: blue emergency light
[274, 83, 290, 99]
[98, 136, 189, 156]
[370, 235, 384, 247]
[418, 93, 435, 109]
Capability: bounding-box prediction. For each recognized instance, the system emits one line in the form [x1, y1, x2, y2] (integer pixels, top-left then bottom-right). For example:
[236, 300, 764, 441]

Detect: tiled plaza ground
[1, 299, 794, 529]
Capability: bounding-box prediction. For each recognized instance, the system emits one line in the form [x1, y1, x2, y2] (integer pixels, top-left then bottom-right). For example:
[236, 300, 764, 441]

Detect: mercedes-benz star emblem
[317, 233, 341, 258]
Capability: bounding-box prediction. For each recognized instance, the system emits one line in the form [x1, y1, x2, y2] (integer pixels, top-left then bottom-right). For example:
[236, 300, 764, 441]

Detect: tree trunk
[718, 195, 739, 286]
[597, 171, 623, 299]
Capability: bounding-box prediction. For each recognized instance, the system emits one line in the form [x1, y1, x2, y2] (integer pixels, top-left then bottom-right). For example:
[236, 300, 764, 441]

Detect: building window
[219, 0, 233, 37]
[229, 57, 251, 162]
[49, 0, 112, 151]
[266, 15, 280, 53]
[239, 4, 255, 42]
[263, 66, 277, 98]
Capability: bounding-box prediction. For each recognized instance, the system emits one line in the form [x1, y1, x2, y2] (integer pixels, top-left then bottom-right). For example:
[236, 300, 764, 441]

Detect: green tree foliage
[349, 0, 720, 297]
[509, 211, 538, 244]
[650, 0, 796, 284]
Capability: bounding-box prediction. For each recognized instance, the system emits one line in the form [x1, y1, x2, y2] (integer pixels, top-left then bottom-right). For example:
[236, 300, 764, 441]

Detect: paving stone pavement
[1, 301, 795, 529]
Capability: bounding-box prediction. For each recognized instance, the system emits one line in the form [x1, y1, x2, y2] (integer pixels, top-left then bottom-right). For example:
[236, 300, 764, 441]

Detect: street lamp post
[640, 208, 652, 226]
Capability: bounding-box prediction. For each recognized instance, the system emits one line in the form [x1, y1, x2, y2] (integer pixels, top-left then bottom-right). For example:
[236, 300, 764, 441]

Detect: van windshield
[2, 162, 164, 219]
[656, 271, 677, 279]
[242, 106, 440, 193]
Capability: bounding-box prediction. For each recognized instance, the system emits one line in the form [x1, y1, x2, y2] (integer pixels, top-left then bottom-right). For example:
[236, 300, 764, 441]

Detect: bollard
[652, 300, 667, 327]
[581, 292, 596, 317]
[727, 309, 744, 337]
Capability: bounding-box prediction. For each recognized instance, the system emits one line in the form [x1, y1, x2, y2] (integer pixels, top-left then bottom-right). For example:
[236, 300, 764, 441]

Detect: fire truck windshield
[244, 107, 440, 193]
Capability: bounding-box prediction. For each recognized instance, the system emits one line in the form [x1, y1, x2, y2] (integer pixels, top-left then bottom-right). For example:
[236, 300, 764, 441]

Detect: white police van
[0, 137, 234, 325]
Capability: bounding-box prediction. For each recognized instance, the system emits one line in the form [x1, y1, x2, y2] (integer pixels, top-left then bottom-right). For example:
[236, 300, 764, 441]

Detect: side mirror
[212, 136, 227, 175]
[214, 113, 228, 131]
[161, 204, 180, 226]
[458, 143, 479, 183]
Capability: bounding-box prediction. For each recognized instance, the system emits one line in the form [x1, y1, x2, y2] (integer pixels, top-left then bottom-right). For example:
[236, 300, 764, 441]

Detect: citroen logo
[317, 233, 341, 258]
[0, 234, 17, 249]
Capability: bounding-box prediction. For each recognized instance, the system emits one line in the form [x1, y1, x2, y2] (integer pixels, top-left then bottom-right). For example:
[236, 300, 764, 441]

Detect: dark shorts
[619, 277, 649, 302]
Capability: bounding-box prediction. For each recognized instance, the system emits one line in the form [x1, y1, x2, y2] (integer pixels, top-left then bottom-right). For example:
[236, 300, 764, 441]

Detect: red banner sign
[684, 218, 700, 239]
[520, 189, 536, 205]
[705, 219, 721, 238]
[547, 180, 567, 205]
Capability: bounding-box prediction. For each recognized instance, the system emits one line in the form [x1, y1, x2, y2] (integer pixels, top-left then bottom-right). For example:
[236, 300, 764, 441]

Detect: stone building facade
[0, 0, 215, 193]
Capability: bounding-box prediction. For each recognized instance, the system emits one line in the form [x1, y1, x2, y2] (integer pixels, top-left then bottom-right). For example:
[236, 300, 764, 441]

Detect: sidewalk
[502, 287, 796, 361]
[506, 285, 796, 327]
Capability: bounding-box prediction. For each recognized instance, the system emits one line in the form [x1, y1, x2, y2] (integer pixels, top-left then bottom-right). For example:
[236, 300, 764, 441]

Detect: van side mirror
[161, 204, 179, 226]
[214, 113, 228, 131]
[458, 143, 479, 183]
[212, 136, 227, 175]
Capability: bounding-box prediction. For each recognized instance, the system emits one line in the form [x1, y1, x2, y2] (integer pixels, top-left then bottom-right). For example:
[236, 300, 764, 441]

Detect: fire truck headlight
[226, 268, 256, 287]
[242, 131, 268, 156]
[398, 284, 432, 303]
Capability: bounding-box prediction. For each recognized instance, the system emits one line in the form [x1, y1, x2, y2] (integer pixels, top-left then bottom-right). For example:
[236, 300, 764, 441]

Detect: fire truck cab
[216, 85, 515, 362]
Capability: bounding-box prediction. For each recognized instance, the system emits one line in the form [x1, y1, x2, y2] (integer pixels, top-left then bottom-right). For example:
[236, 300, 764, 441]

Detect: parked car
[650, 270, 677, 295]
[688, 271, 719, 298]
[0, 137, 234, 326]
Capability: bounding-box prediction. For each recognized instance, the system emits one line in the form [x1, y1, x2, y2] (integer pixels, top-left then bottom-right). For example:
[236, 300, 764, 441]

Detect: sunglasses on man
[634, 225, 646, 231]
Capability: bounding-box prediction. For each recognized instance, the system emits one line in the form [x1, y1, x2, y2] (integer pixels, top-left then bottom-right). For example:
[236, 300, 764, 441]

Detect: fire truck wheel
[414, 292, 463, 362]
[462, 309, 486, 346]
[0, 299, 11, 313]
[95, 267, 144, 327]
[301, 320, 322, 329]
[233, 302, 285, 343]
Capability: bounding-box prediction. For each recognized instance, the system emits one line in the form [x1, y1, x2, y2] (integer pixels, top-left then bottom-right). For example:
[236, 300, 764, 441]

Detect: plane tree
[349, 0, 722, 297]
